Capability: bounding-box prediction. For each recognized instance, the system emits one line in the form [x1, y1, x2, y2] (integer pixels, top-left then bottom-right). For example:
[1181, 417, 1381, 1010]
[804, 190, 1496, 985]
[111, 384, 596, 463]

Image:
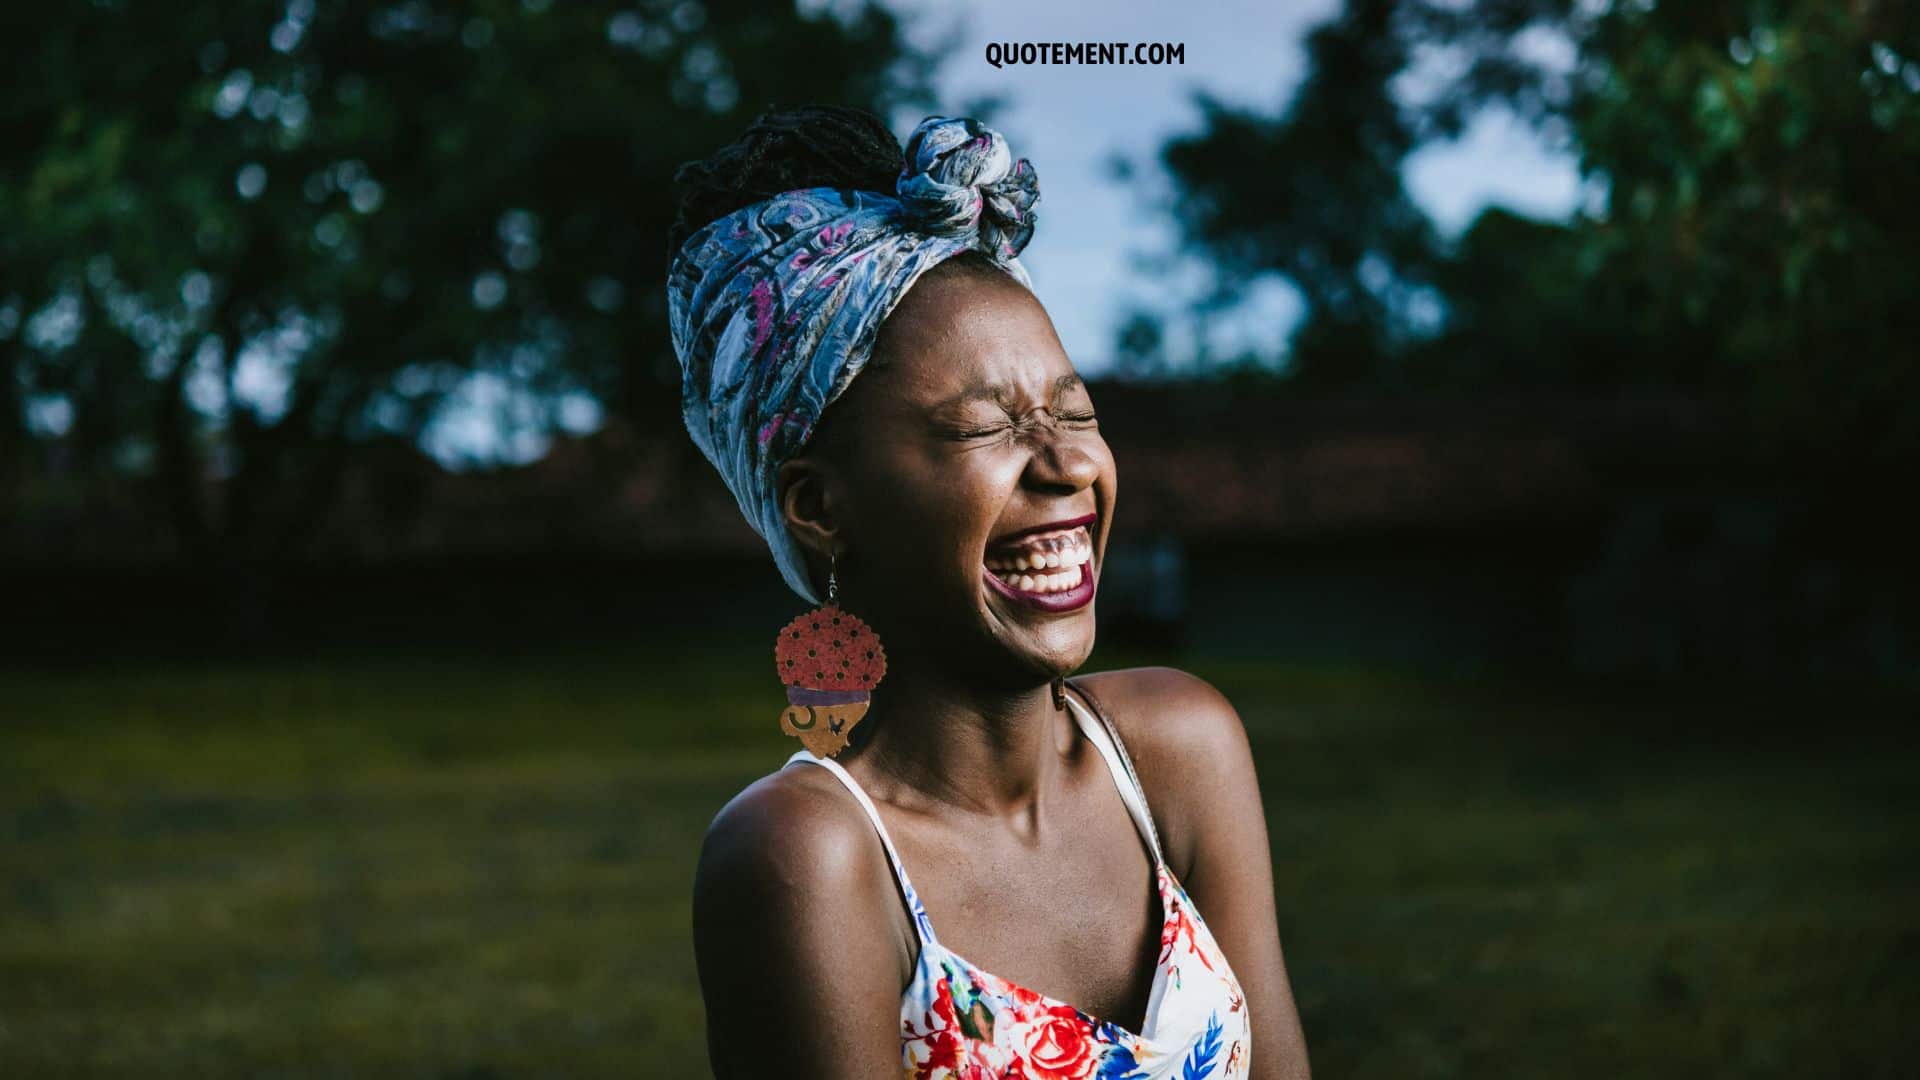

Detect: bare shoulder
[1072, 665, 1252, 771]
[692, 761, 913, 980]
[693, 764, 919, 1074]
[695, 762, 894, 913]
[1070, 666, 1258, 877]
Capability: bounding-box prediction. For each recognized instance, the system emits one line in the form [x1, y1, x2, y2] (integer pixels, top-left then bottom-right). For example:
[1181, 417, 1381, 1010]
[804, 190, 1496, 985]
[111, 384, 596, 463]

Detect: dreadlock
[668, 104, 904, 259]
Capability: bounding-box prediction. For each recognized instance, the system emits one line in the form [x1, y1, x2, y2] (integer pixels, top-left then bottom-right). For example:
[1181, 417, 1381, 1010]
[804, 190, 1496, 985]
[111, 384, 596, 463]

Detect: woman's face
[784, 263, 1118, 686]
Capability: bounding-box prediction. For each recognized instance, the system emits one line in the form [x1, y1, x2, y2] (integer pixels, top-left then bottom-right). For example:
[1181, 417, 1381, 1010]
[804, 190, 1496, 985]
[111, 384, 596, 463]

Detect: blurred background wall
[2, 1, 1916, 1076]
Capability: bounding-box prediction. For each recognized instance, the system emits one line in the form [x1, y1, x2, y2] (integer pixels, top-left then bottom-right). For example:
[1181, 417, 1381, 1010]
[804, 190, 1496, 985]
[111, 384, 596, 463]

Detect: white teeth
[984, 525, 1093, 572]
[994, 561, 1085, 595]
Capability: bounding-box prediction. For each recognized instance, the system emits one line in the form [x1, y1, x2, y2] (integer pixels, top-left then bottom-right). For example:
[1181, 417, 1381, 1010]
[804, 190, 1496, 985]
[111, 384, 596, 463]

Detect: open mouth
[981, 520, 1096, 612]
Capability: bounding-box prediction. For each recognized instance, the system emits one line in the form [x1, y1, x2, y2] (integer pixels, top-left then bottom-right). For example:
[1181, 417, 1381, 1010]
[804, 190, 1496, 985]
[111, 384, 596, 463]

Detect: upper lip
[985, 512, 1097, 550]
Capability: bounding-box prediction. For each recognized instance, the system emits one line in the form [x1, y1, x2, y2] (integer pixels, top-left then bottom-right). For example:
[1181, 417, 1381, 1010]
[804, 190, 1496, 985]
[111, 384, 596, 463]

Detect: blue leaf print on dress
[1179, 1011, 1224, 1080]
[1095, 1040, 1152, 1080]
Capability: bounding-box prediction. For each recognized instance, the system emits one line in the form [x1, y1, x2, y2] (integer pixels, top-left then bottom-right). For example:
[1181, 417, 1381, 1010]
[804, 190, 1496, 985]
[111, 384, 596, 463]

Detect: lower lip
[982, 557, 1096, 612]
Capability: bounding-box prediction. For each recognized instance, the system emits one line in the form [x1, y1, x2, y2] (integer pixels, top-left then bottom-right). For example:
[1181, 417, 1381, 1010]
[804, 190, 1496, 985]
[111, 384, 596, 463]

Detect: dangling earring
[774, 547, 888, 758]
[1052, 674, 1067, 711]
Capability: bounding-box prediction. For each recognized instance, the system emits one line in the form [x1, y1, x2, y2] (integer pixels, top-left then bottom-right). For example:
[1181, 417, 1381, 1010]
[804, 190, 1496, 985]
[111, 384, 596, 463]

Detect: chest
[889, 782, 1165, 1028]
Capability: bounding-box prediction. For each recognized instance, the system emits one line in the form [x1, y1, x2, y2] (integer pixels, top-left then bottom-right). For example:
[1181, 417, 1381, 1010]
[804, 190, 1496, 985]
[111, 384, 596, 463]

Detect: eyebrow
[931, 372, 1085, 412]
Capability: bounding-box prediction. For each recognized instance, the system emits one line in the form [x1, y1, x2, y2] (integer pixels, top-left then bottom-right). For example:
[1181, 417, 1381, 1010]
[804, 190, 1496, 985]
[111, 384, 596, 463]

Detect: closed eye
[953, 425, 1012, 440]
[951, 411, 1096, 440]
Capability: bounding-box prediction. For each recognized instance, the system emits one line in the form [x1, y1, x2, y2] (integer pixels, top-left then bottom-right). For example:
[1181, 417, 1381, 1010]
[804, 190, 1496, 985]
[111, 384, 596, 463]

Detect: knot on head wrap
[668, 115, 1040, 604]
[896, 117, 1038, 258]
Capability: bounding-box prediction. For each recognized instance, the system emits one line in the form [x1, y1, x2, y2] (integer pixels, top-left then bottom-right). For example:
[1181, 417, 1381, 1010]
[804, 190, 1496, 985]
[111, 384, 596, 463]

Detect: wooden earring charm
[775, 551, 887, 758]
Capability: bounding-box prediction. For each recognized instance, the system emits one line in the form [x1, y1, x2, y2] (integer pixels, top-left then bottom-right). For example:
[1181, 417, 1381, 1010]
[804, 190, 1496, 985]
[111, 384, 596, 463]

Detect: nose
[1022, 417, 1102, 493]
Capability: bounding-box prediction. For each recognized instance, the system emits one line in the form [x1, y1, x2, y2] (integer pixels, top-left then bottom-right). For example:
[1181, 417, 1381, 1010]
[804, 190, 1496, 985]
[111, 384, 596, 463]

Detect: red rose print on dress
[1019, 1004, 1100, 1079]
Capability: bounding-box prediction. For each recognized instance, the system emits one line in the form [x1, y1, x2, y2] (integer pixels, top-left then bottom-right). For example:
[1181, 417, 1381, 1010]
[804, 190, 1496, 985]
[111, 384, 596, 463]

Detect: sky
[881, 0, 1584, 375]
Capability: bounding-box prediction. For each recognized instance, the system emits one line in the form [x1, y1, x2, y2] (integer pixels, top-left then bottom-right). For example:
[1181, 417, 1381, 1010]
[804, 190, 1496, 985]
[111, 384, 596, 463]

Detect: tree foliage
[1149, 0, 1920, 467]
[1161, 0, 1444, 384]
[1, 0, 930, 557]
[1567, 0, 1920, 467]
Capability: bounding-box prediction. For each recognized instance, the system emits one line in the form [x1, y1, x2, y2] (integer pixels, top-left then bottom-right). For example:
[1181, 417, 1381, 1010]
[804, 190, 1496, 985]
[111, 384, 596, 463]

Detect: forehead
[866, 268, 1078, 412]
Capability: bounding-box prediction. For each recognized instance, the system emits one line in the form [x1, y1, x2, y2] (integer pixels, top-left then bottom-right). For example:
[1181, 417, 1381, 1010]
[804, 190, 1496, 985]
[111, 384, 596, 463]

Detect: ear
[776, 453, 840, 567]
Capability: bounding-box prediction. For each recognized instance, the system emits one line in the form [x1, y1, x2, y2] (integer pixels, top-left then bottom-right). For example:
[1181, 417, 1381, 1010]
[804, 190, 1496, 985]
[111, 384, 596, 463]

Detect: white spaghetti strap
[783, 749, 936, 945]
[1062, 692, 1167, 868]
[784, 750, 912, 878]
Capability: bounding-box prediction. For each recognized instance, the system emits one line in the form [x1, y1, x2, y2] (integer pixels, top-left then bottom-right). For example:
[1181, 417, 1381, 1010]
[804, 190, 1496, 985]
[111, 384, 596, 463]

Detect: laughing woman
[673, 105, 1311, 1080]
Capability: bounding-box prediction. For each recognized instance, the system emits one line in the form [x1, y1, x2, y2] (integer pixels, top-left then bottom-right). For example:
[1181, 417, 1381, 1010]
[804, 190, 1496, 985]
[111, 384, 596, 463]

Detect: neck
[846, 651, 1070, 818]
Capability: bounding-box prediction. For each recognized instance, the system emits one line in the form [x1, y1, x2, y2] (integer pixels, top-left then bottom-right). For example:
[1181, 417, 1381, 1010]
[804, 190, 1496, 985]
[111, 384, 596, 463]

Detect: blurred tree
[1112, 309, 1170, 378]
[1147, 0, 1920, 468]
[0, 0, 931, 559]
[1159, 0, 1444, 385]
[1563, 0, 1920, 471]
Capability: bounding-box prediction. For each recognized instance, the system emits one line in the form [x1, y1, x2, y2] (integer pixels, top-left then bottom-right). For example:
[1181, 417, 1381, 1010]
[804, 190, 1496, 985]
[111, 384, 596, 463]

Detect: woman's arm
[1099, 667, 1313, 1080]
[692, 773, 914, 1079]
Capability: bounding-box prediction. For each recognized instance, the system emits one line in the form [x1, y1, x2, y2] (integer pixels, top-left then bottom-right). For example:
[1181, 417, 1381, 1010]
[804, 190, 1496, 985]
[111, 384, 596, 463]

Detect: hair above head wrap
[668, 115, 1040, 604]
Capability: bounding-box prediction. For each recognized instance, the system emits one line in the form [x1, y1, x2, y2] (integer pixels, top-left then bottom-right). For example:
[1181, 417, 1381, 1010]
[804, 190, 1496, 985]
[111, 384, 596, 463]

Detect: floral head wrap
[668, 115, 1040, 603]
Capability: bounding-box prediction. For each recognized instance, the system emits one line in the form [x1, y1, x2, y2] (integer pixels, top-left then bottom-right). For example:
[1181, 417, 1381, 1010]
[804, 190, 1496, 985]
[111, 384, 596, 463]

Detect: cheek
[1090, 438, 1120, 550]
[854, 451, 1022, 565]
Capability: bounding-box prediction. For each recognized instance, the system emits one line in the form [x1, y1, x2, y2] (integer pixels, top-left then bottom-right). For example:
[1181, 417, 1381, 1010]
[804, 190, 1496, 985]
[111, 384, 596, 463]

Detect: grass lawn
[1, 643, 1914, 1077]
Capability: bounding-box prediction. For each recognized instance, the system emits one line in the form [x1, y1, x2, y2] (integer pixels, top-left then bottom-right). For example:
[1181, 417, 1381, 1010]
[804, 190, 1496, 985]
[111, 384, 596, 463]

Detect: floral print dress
[785, 691, 1251, 1079]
